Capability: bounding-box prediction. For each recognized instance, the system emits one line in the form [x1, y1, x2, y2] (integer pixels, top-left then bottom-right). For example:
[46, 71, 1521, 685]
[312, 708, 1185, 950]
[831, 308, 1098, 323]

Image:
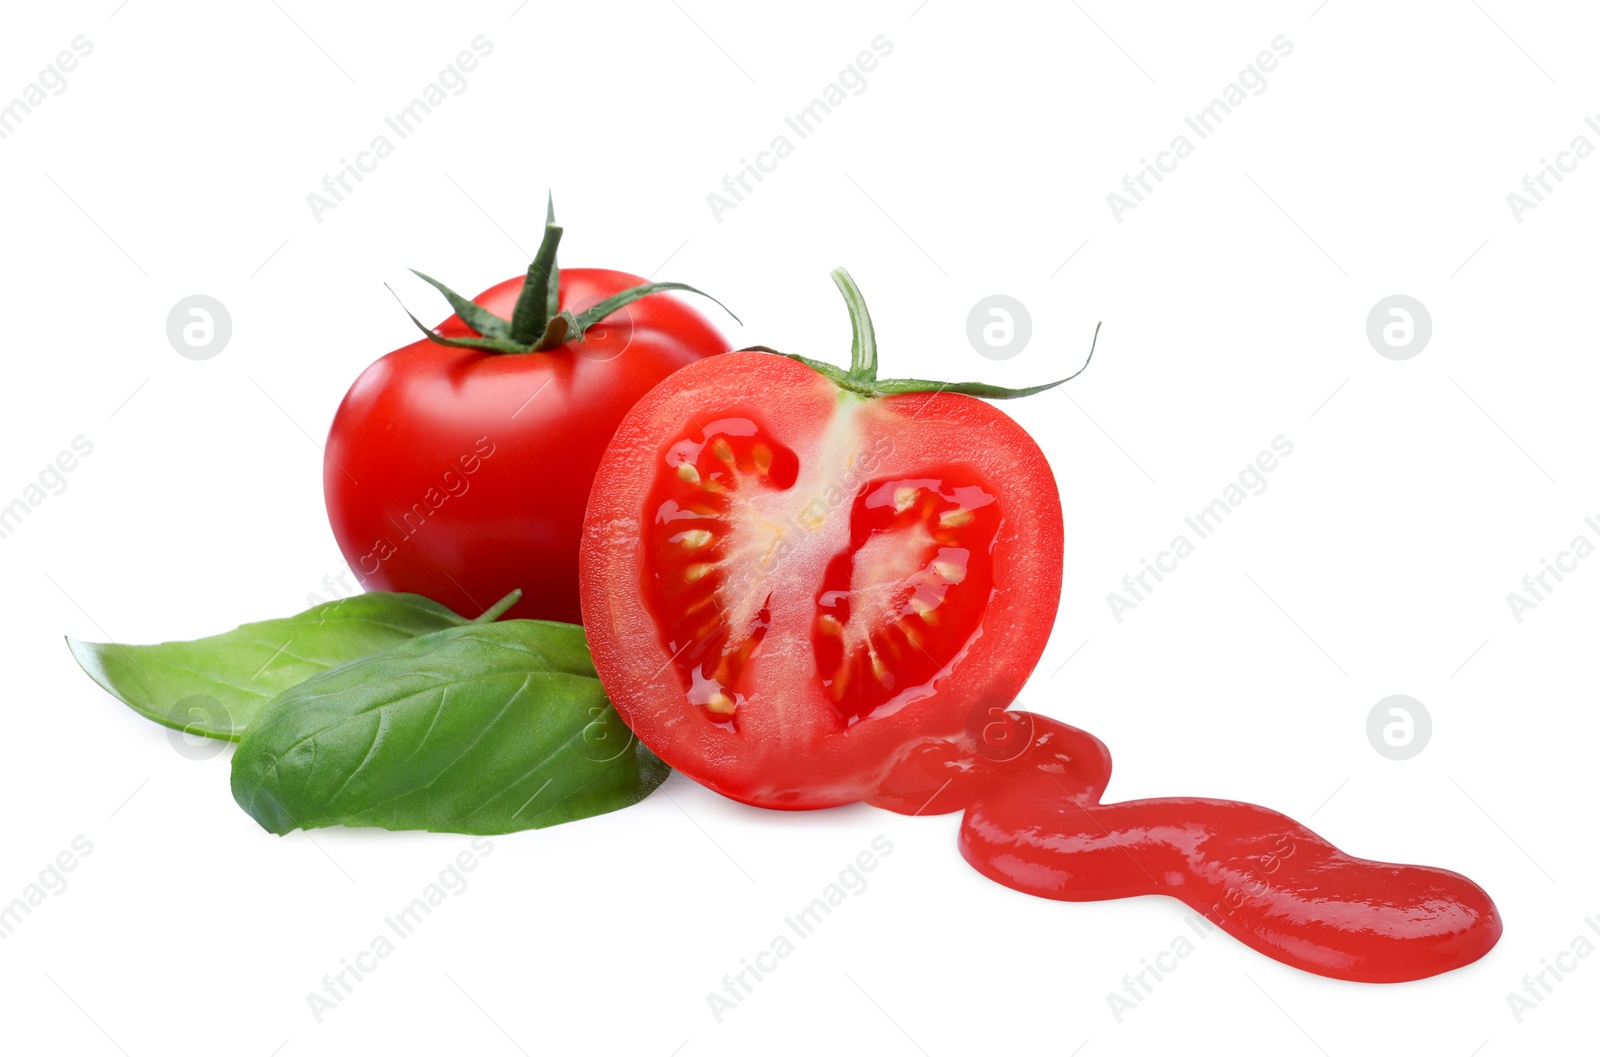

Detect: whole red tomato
[580, 269, 1094, 808]
[326, 210, 731, 623]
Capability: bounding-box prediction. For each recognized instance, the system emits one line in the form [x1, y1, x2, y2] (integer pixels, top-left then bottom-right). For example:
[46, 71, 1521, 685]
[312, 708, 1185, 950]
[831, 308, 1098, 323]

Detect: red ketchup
[872, 711, 1501, 982]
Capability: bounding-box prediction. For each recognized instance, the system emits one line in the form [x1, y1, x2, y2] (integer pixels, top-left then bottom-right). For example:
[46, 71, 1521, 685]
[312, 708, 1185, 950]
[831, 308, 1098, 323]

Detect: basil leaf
[68, 591, 512, 742]
[230, 620, 669, 835]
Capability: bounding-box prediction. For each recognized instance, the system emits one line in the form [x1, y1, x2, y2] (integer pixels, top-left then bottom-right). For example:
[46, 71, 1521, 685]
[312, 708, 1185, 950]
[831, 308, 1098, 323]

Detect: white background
[1, 1, 1594, 1054]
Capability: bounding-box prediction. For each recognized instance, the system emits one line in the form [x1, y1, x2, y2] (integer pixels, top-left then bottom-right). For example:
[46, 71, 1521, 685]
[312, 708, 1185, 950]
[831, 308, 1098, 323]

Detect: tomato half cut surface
[580, 350, 1064, 809]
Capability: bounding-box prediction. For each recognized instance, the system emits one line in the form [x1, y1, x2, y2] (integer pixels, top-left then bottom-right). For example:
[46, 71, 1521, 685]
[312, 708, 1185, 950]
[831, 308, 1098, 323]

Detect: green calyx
[747, 267, 1099, 400]
[394, 194, 737, 355]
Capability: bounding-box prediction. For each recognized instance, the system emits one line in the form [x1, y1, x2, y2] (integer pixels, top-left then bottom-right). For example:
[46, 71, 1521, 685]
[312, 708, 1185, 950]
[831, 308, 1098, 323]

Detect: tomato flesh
[812, 471, 997, 724]
[643, 408, 1003, 732]
[642, 412, 800, 723]
[581, 351, 1063, 808]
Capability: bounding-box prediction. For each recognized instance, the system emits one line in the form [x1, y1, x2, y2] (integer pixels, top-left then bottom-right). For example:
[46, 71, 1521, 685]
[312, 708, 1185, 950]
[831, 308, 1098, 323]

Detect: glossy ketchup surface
[877, 713, 1501, 982]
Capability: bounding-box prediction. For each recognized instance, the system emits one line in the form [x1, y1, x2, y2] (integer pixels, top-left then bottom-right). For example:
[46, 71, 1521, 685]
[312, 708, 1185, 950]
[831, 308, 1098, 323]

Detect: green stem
[397, 192, 737, 358]
[472, 589, 523, 623]
[510, 223, 563, 345]
[747, 270, 1100, 400]
[830, 267, 878, 382]
[544, 192, 561, 323]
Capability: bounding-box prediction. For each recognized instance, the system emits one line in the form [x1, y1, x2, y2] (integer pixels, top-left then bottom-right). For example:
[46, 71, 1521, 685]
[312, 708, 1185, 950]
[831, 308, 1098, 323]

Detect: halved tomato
[580, 270, 1085, 809]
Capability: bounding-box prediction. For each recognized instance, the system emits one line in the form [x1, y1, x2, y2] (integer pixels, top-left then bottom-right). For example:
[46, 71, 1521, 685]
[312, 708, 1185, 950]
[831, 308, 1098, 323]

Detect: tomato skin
[325, 269, 729, 624]
[579, 352, 1064, 809]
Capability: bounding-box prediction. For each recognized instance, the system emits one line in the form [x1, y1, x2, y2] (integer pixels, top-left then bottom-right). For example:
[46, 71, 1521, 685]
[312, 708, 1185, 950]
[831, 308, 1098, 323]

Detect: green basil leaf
[230, 620, 669, 835]
[68, 592, 501, 742]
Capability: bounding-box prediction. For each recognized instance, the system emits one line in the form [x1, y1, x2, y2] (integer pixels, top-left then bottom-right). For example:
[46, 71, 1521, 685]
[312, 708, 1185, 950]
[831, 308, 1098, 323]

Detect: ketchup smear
[875, 712, 1501, 982]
